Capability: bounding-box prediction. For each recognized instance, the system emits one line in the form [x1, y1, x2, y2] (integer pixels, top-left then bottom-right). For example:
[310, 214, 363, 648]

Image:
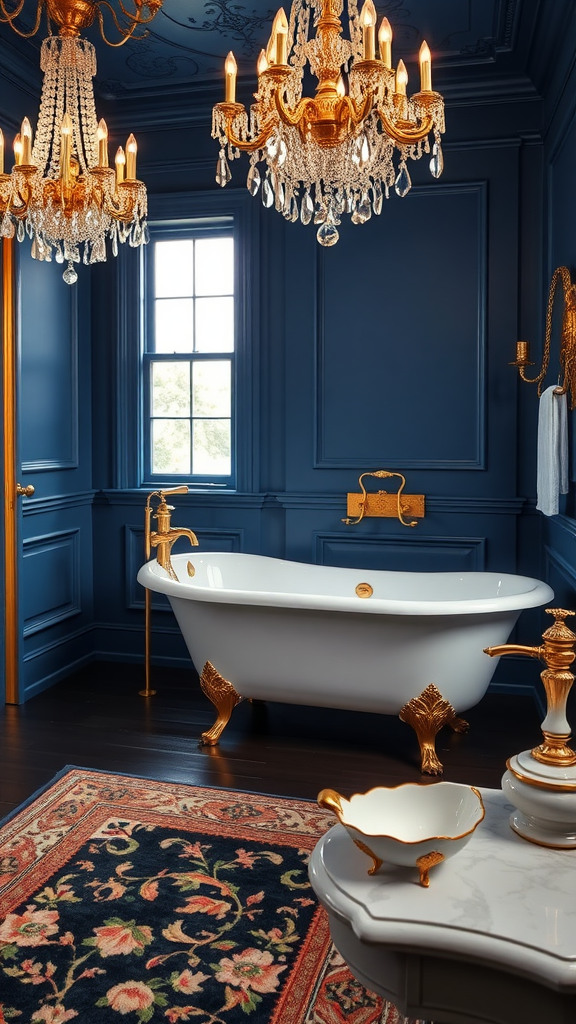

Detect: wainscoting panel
[22, 530, 81, 635]
[19, 249, 78, 471]
[315, 534, 486, 572]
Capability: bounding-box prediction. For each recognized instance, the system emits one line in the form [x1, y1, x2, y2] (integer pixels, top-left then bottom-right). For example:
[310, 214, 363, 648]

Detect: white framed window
[142, 224, 236, 487]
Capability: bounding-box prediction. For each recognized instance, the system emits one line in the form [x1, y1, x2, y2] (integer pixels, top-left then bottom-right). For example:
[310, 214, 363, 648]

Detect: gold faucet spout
[168, 527, 199, 547]
[484, 643, 543, 660]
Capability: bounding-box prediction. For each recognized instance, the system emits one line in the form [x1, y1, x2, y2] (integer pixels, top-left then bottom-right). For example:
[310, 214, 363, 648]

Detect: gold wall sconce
[511, 266, 576, 409]
[342, 470, 425, 528]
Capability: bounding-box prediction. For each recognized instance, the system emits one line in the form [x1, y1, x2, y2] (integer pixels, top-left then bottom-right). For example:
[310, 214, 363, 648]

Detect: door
[2, 237, 35, 704]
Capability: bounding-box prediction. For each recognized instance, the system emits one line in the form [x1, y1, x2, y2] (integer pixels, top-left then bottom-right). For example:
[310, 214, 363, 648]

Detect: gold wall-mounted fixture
[212, 0, 445, 246]
[485, 608, 576, 769]
[141, 486, 198, 698]
[0, 0, 163, 283]
[342, 470, 425, 528]
[511, 266, 576, 409]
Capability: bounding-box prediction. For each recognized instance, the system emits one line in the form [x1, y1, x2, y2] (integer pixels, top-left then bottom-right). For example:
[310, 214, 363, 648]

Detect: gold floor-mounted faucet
[145, 486, 199, 581]
[141, 486, 199, 699]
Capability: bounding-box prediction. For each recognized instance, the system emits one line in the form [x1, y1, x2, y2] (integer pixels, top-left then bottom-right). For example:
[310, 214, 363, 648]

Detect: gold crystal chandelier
[0, 0, 163, 283]
[212, 0, 445, 246]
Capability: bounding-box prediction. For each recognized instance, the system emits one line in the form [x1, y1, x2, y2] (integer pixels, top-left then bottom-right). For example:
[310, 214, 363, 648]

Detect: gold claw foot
[199, 661, 243, 746]
[399, 683, 457, 775]
[448, 714, 469, 734]
[416, 850, 445, 887]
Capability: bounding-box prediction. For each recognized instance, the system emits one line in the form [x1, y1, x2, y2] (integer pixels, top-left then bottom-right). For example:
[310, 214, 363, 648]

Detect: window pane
[195, 237, 234, 296]
[193, 361, 231, 417]
[155, 298, 194, 353]
[195, 297, 234, 352]
[152, 362, 191, 416]
[152, 419, 191, 474]
[155, 240, 193, 298]
[193, 419, 231, 475]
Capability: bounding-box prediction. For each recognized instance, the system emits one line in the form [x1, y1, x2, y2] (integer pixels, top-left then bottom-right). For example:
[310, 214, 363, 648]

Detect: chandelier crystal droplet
[212, 0, 445, 245]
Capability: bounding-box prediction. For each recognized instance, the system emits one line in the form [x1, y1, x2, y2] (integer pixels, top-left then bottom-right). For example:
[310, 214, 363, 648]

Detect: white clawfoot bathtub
[137, 552, 554, 773]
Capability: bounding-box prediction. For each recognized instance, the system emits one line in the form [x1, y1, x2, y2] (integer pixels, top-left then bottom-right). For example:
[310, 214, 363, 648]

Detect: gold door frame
[2, 238, 19, 703]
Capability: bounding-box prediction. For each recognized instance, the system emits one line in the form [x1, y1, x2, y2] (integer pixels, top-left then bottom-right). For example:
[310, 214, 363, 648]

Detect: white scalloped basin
[336, 782, 485, 868]
[338, 782, 485, 842]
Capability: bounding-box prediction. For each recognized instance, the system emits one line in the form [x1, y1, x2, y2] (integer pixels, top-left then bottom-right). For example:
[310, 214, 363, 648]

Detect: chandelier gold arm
[377, 109, 434, 144]
[274, 92, 313, 129]
[0, 169, 35, 219]
[0, 0, 43, 36]
[216, 105, 278, 153]
[346, 89, 374, 127]
[94, 0, 159, 44]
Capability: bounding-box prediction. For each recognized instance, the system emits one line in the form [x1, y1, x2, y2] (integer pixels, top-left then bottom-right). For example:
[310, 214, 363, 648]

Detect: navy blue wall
[86, 80, 550, 699]
[7, 2, 576, 710]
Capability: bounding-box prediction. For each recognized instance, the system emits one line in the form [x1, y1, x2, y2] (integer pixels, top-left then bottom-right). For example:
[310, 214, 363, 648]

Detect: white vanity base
[309, 789, 576, 1024]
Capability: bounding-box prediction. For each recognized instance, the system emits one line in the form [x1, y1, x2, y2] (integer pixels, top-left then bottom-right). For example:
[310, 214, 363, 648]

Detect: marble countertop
[309, 787, 576, 991]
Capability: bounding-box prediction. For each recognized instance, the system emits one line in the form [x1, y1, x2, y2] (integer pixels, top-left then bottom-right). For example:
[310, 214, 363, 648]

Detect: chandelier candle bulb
[224, 51, 237, 102]
[13, 134, 22, 166]
[20, 118, 33, 165]
[419, 40, 432, 91]
[395, 58, 408, 95]
[125, 134, 137, 180]
[378, 17, 392, 67]
[336, 74, 346, 97]
[115, 146, 125, 185]
[59, 113, 73, 183]
[257, 49, 269, 75]
[359, 0, 377, 61]
[97, 119, 108, 167]
[272, 9, 289, 65]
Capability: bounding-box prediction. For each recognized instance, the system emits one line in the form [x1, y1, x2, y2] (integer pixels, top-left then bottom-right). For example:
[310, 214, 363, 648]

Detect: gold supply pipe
[140, 485, 190, 698]
[3, 238, 18, 704]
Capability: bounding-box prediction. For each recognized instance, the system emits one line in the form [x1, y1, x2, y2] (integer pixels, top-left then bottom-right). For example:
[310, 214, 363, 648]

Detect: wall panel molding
[22, 491, 96, 515]
[315, 533, 486, 571]
[314, 181, 488, 470]
[20, 262, 79, 471]
[22, 529, 81, 636]
[277, 493, 525, 513]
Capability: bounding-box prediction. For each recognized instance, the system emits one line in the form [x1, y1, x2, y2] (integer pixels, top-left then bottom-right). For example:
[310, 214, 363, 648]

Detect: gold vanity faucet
[484, 608, 576, 767]
[145, 486, 199, 581]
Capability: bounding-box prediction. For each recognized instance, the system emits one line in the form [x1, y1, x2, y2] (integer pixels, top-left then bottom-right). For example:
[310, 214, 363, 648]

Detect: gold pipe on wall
[3, 238, 19, 704]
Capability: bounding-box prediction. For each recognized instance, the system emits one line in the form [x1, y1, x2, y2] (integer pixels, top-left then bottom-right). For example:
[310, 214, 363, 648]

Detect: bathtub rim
[137, 552, 554, 618]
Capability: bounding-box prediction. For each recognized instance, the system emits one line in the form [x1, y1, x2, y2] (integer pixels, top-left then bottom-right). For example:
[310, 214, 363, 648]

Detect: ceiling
[0, 0, 544, 103]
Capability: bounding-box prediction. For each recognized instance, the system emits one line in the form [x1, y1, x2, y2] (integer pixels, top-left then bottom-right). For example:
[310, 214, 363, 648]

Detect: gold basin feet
[399, 683, 469, 775]
[199, 661, 243, 745]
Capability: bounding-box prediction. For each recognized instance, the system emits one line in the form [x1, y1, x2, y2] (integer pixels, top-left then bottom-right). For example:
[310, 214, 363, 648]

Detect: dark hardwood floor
[0, 660, 555, 818]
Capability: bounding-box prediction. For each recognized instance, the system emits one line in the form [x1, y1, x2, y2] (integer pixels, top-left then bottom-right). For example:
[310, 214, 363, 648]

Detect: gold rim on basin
[317, 783, 486, 844]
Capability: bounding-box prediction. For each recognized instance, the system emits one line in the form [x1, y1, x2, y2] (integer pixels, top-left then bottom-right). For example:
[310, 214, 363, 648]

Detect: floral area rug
[0, 768, 424, 1024]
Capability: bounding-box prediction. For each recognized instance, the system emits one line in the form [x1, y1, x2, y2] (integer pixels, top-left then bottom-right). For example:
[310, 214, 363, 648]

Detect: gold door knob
[16, 483, 35, 497]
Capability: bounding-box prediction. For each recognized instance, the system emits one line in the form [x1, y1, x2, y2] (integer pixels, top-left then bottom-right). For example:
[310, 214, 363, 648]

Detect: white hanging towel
[536, 384, 569, 516]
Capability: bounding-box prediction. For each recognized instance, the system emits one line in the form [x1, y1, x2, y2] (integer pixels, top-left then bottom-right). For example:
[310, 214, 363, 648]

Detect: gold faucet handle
[543, 609, 576, 644]
[159, 486, 189, 499]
